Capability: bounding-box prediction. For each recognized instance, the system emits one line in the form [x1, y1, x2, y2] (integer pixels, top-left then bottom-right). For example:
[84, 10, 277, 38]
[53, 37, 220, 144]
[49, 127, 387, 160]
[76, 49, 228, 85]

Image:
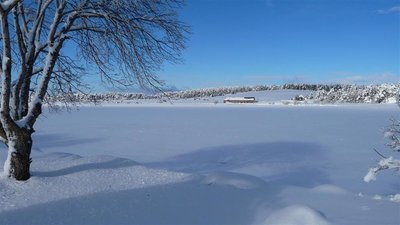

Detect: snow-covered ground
[0, 90, 399, 225]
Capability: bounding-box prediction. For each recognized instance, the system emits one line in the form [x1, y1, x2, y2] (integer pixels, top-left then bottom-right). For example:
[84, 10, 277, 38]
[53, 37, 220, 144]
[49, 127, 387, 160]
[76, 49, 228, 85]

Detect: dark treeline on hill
[48, 83, 399, 104]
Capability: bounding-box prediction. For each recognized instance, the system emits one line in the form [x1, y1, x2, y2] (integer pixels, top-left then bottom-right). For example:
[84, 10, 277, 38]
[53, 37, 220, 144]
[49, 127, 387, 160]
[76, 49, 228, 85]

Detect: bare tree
[0, 0, 188, 180]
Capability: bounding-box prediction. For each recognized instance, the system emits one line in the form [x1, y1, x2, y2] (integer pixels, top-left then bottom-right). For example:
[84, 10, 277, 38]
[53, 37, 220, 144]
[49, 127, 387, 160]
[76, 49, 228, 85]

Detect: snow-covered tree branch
[364, 157, 400, 182]
[0, 0, 188, 180]
[364, 93, 400, 183]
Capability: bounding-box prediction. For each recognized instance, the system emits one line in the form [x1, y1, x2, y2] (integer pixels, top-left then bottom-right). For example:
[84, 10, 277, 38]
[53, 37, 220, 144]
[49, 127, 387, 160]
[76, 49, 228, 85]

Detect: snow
[0, 90, 399, 225]
[16, 97, 43, 128]
[0, 0, 17, 10]
[256, 205, 331, 225]
[2, 141, 15, 177]
[364, 168, 378, 182]
[202, 171, 266, 189]
[55, 83, 399, 104]
[390, 194, 400, 202]
[0, 153, 190, 213]
[311, 184, 349, 195]
[373, 194, 383, 200]
[82, 89, 312, 106]
[364, 157, 400, 182]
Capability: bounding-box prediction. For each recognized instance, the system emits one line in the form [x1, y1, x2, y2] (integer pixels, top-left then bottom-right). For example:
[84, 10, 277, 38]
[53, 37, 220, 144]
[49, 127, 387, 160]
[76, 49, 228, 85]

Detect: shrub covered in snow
[307, 83, 399, 104]
[293, 95, 305, 101]
[364, 92, 400, 185]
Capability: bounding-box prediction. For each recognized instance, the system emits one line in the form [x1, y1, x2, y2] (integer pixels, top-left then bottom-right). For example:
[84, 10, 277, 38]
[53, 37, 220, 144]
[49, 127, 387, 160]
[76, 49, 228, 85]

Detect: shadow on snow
[147, 141, 330, 188]
[33, 157, 139, 178]
[33, 133, 104, 148]
[0, 141, 329, 225]
[0, 178, 281, 225]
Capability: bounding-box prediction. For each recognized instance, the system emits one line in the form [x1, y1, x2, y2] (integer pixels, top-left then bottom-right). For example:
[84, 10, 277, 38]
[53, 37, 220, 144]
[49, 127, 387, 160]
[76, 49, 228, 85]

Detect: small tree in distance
[0, 0, 188, 180]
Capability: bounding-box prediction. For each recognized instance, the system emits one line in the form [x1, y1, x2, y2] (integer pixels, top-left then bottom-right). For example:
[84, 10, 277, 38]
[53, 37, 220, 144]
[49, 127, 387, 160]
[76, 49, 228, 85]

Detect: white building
[223, 97, 257, 103]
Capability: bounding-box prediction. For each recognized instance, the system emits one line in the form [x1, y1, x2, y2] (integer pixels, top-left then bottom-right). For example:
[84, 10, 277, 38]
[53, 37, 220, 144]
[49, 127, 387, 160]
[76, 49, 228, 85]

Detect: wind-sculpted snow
[47, 83, 399, 105]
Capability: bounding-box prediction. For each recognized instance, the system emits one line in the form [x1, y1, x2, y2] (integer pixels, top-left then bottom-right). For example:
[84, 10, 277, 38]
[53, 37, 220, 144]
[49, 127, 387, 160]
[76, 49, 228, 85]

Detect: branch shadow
[33, 157, 139, 178]
[0, 142, 329, 225]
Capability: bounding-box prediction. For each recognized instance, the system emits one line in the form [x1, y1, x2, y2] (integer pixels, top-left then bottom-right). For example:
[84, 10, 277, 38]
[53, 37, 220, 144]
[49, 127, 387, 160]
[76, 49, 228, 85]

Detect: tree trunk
[4, 131, 32, 180]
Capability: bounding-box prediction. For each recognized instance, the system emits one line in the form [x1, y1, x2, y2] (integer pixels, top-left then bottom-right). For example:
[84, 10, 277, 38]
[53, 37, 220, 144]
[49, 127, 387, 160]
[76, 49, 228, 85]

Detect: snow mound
[202, 171, 266, 189]
[311, 184, 349, 195]
[389, 194, 400, 202]
[260, 205, 330, 225]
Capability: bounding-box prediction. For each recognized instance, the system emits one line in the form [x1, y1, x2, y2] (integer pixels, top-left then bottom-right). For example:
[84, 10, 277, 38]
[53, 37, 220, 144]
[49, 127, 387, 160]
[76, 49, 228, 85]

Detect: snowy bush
[364, 92, 400, 183]
[364, 156, 400, 182]
[293, 95, 305, 101]
[307, 83, 399, 104]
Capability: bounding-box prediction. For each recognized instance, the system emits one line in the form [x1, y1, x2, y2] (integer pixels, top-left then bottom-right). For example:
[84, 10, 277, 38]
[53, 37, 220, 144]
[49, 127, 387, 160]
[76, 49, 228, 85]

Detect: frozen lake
[1, 102, 399, 225]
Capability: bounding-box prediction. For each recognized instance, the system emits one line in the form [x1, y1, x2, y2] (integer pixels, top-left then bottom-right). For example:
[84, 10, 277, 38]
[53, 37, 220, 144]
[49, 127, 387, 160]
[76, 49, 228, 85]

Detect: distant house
[223, 97, 257, 103]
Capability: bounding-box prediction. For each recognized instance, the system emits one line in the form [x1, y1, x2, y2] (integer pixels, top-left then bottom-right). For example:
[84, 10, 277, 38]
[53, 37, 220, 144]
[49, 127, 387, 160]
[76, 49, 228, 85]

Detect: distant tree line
[47, 83, 399, 104]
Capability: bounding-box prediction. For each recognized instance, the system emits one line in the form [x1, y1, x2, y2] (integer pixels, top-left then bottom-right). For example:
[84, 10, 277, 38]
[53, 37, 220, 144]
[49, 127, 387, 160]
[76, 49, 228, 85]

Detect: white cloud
[241, 74, 311, 84]
[235, 72, 399, 86]
[377, 6, 400, 14]
[335, 72, 400, 85]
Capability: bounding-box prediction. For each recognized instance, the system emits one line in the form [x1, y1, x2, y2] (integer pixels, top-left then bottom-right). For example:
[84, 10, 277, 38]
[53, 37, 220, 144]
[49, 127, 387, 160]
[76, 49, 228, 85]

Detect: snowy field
[0, 90, 399, 225]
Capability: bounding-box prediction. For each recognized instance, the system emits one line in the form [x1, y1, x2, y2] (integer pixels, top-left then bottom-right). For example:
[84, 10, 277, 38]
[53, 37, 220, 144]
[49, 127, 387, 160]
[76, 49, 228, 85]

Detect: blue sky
[155, 0, 400, 90]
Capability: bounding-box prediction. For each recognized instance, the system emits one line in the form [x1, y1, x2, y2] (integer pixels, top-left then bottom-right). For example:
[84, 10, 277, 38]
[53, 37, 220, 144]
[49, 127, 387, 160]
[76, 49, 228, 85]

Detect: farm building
[223, 97, 257, 103]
